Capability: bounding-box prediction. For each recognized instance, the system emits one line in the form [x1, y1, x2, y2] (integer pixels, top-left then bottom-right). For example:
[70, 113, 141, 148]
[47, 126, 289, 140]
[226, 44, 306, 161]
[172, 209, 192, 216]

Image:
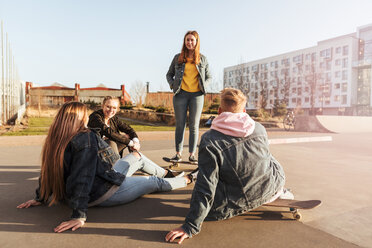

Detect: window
[334, 83, 340, 89]
[297, 98, 302, 105]
[293, 67, 297, 73]
[334, 95, 340, 101]
[293, 54, 303, 64]
[252, 64, 258, 72]
[281, 58, 290, 66]
[342, 70, 348, 80]
[305, 87, 309, 92]
[342, 58, 348, 68]
[292, 88, 296, 93]
[325, 96, 330, 105]
[342, 95, 347, 104]
[320, 48, 332, 59]
[311, 53, 316, 61]
[336, 47, 341, 54]
[292, 98, 296, 103]
[335, 59, 341, 66]
[319, 62, 325, 69]
[298, 88, 302, 95]
[305, 97, 309, 102]
[343, 45, 349, 56]
[261, 72, 268, 80]
[335, 71, 341, 78]
[281, 68, 289, 75]
[326, 72, 331, 81]
[305, 64, 310, 71]
[326, 60, 332, 70]
[305, 54, 311, 60]
[323, 84, 330, 93]
[342, 83, 348, 92]
[270, 61, 278, 68]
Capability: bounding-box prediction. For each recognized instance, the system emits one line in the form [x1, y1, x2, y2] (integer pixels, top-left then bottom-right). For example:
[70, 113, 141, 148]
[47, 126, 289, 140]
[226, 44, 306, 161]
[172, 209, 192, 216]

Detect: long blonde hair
[178, 30, 201, 65]
[40, 101, 88, 206]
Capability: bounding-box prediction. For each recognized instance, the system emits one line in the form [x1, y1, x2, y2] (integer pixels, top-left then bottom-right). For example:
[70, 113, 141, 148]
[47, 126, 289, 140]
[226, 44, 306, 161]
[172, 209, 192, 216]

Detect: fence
[0, 20, 25, 125]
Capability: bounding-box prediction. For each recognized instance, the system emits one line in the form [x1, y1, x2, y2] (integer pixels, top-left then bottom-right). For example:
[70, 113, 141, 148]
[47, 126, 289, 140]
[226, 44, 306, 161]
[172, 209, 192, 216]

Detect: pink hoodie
[211, 112, 255, 137]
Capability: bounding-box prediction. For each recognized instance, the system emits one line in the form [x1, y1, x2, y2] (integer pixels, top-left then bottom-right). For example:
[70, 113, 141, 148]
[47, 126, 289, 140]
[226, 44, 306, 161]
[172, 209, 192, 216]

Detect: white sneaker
[279, 188, 294, 200]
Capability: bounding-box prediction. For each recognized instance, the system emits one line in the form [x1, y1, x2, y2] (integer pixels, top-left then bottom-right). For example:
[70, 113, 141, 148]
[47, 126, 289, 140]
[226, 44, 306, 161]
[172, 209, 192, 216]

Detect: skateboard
[262, 199, 321, 220]
[162, 157, 198, 169]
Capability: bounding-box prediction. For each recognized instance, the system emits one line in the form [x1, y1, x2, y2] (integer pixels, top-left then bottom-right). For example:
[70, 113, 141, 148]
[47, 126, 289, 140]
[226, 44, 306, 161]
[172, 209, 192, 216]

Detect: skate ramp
[295, 115, 372, 133]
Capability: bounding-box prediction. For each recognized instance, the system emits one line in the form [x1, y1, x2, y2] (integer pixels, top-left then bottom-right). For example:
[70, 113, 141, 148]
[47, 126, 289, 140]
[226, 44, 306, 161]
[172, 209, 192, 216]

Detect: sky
[1, 0, 372, 93]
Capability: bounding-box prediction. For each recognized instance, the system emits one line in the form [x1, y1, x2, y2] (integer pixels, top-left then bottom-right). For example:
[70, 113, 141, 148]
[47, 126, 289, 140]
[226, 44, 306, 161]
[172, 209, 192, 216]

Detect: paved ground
[0, 129, 370, 247]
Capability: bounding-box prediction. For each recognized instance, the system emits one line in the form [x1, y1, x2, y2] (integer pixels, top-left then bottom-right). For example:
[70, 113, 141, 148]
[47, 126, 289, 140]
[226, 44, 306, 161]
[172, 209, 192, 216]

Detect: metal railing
[1, 20, 25, 125]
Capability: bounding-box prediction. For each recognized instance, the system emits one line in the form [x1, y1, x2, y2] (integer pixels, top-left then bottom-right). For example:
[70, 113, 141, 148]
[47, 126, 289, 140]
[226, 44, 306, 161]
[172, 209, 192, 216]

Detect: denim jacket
[166, 53, 212, 95]
[182, 122, 285, 237]
[35, 130, 124, 220]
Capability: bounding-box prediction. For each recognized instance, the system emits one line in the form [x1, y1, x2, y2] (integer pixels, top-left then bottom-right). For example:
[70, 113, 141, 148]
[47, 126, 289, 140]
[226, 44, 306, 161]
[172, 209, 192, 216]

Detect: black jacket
[88, 109, 138, 147]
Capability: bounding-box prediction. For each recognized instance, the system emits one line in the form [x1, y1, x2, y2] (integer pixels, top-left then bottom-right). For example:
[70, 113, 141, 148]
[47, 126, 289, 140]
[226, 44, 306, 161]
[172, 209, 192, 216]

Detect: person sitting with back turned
[165, 88, 293, 244]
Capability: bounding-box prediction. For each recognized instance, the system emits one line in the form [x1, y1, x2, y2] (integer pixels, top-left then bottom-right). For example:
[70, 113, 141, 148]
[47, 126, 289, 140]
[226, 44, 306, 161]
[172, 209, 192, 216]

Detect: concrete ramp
[295, 115, 372, 133]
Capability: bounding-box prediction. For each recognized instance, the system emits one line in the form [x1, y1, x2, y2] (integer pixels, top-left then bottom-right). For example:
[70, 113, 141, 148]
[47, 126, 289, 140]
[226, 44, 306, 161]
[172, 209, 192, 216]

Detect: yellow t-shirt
[181, 58, 200, 92]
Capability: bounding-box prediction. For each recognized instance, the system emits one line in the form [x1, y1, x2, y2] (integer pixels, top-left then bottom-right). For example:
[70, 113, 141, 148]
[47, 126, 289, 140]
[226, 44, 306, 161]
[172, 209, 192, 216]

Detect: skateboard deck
[262, 199, 321, 220]
[163, 157, 198, 169]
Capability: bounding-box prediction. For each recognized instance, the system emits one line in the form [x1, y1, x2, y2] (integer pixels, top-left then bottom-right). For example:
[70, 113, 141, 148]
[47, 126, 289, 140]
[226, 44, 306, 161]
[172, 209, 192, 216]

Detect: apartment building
[224, 24, 372, 115]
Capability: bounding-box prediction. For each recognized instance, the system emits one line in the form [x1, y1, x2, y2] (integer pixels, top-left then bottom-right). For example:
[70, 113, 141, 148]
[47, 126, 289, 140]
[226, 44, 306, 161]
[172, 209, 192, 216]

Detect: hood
[211, 112, 255, 137]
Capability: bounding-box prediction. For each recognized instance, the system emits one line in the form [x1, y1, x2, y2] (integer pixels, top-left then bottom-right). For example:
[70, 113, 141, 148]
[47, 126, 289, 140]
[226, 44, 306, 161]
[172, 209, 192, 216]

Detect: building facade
[224, 24, 372, 115]
[25, 82, 131, 107]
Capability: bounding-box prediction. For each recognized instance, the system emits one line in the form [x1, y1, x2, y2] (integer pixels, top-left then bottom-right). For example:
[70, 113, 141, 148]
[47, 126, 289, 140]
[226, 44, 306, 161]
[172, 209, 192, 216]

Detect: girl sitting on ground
[17, 101, 189, 233]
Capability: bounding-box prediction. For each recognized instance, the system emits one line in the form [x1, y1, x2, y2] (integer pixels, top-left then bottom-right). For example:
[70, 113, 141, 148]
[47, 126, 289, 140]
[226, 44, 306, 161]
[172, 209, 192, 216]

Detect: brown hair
[177, 30, 201, 65]
[102, 96, 120, 106]
[220, 88, 247, 113]
[40, 101, 88, 206]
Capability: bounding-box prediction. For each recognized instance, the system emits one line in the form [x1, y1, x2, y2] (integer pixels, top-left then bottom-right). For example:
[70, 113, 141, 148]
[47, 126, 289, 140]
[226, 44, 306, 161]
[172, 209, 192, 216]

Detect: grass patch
[2, 117, 53, 136]
[130, 125, 175, 131]
[2, 117, 176, 135]
[29, 117, 54, 127]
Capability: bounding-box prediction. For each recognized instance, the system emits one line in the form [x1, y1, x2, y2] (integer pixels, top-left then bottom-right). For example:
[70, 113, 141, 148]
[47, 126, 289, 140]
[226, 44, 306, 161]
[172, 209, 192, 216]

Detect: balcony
[352, 59, 372, 69]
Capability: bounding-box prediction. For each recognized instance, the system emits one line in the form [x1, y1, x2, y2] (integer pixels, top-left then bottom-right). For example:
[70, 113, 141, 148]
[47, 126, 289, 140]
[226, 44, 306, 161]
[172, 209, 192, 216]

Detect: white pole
[1, 21, 4, 124]
[6, 33, 8, 121]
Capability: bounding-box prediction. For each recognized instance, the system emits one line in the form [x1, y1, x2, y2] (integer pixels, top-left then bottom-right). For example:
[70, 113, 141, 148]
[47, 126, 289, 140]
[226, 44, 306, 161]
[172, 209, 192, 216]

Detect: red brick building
[25, 82, 131, 107]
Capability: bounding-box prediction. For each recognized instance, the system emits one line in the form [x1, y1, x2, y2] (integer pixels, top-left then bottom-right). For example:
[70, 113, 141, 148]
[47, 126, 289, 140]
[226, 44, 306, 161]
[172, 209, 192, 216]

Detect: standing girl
[166, 30, 212, 163]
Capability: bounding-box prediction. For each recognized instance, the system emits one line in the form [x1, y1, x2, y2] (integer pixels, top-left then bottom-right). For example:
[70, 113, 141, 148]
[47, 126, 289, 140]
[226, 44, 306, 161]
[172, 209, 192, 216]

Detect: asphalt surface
[0, 129, 370, 247]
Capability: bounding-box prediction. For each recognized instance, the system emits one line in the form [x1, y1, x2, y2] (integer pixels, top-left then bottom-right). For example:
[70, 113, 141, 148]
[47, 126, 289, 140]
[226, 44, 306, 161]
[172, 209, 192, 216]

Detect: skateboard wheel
[293, 212, 302, 220]
[169, 163, 179, 169]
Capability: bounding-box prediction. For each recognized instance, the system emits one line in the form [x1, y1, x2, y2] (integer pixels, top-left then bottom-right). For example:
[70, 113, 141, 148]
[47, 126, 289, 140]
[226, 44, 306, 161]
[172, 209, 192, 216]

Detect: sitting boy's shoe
[187, 168, 199, 184]
[279, 188, 294, 200]
[164, 169, 185, 178]
[189, 155, 198, 163]
[169, 154, 182, 162]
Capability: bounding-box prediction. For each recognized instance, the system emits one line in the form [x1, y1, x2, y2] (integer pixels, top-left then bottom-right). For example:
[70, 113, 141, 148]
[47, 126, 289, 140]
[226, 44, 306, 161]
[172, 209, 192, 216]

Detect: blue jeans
[173, 90, 204, 154]
[98, 153, 187, 207]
